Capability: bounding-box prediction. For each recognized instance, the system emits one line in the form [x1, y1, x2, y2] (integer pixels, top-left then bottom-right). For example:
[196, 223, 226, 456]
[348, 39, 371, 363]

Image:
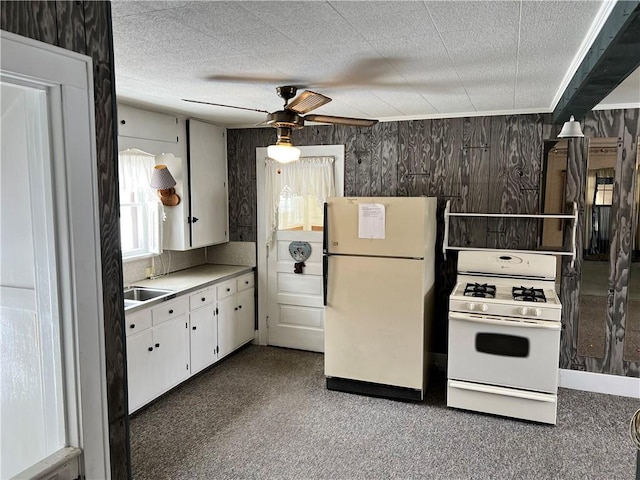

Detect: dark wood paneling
[563, 138, 592, 368]
[56, 0, 85, 53]
[1, 0, 57, 44]
[463, 116, 491, 148]
[230, 109, 640, 377]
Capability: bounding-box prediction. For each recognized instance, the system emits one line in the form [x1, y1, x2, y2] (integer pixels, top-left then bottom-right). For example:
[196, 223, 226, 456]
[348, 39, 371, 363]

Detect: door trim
[256, 145, 344, 346]
[1, 30, 110, 478]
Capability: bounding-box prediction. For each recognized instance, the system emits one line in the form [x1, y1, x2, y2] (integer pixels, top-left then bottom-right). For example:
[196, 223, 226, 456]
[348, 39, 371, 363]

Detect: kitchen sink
[123, 287, 175, 302]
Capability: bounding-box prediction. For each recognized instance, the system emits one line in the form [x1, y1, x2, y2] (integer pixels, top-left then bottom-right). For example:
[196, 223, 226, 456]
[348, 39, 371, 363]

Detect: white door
[0, 31, 109, 478]
[267, 230, 325, 351]
[256, 145, 345, 352]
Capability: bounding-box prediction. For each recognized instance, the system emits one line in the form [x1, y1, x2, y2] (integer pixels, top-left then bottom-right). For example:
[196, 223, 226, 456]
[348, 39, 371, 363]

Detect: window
[594, 178, 614, 206]
[264, 156, 335, 247]
[118, 150, 162, 260]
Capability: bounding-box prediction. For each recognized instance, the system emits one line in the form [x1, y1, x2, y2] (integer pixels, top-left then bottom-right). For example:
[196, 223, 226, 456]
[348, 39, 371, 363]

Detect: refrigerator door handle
[323, 254, 328, 306]
[323, 202, 328, 254]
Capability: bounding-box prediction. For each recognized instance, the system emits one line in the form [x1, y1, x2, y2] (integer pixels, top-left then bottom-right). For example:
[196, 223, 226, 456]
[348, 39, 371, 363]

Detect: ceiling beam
[552, 0, 640, 124]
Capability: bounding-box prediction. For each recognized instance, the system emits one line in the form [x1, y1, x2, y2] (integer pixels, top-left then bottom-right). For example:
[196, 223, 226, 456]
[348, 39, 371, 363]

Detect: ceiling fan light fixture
[267, 143, 301, 163]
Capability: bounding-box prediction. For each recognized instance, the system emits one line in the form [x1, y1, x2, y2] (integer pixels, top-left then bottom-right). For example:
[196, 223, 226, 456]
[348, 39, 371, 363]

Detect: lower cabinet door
[190, 306, 218, 374]
[127, 330, 155, 413]
[152, 316, 190, 395]
[217, 295, 235, 358]
[236, 288, 255, 349]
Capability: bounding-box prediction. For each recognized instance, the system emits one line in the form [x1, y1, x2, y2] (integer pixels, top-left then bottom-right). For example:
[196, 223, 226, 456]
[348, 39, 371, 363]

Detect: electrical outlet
[145, 267, 153, 278]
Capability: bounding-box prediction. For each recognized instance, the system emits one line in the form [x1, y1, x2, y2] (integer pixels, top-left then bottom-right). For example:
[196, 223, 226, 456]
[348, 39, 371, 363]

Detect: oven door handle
[449, 311, 561, 330]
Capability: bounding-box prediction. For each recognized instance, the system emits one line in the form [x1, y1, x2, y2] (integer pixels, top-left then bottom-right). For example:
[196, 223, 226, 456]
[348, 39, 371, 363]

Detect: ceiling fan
[183, 86, 378, 162]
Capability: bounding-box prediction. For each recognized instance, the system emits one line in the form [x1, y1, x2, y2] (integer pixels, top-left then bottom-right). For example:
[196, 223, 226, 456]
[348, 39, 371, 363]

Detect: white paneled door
[267, 230, 325, 352]
[257, 145, 344, 352]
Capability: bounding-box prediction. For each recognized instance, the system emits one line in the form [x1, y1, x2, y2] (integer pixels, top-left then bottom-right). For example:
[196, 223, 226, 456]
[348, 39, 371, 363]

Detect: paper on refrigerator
[358, 203, 385, 239]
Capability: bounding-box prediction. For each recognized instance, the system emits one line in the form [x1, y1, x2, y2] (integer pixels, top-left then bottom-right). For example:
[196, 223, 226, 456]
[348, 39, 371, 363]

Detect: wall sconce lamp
[150, 164, 180, 206]
[267, 126, 301, 163]
[557, 115, 584, 138]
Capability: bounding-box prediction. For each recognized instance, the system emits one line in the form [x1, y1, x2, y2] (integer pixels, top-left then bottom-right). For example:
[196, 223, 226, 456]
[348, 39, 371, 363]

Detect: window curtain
[118, 149, 162, 255]
[264, 156, 335, 248]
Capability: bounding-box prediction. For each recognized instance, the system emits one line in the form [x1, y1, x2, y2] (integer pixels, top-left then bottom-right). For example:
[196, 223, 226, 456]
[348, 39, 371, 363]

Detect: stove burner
[512, 286, 546, 303]
[464, 283, 496, 299]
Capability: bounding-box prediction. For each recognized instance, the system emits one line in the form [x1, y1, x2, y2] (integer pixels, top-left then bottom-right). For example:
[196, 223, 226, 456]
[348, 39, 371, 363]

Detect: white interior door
[267, 230, 325, 351]
[256, 145, 345, 351]
[1, 31, 109, 479]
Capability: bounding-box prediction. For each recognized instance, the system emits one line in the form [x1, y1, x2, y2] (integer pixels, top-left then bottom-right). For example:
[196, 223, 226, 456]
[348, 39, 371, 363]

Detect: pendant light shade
[268, 126, 301, 163]
[267, 143, 301, 163]
[557, 115, 584, 138]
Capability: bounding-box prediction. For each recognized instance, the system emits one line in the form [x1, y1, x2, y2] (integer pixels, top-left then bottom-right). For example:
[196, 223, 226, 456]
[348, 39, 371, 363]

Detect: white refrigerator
[323, 196, 437, 401]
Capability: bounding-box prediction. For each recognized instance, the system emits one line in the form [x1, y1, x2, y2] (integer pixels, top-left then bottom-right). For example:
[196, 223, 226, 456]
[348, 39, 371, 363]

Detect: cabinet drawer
[217, 279, 236, 299]
[152, 297, 188, 326]
[189, 287, 215, 311]
[126, 308, 152, 336]
[237, 273, 254, 292]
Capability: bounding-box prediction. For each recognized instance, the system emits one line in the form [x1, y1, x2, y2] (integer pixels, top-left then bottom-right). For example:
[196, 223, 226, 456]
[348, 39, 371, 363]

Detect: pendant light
[267, 126, 300, 163]
[557, 115, 584, 138]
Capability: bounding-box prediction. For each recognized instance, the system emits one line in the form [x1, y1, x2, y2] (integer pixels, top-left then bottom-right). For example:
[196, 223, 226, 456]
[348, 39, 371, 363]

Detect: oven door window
[475, 333, 529, 357]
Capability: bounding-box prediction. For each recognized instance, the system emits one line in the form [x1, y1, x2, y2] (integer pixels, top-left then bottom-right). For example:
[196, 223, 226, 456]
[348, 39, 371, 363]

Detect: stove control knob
[532, 308, 541, 317]
[467, 303, 477, 311]
[478, 304, 488, 312]
[518, 307, 529, 316]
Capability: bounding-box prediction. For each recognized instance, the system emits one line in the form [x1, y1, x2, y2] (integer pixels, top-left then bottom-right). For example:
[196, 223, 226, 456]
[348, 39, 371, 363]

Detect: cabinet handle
[234, 307, 238, 311]
[192, 216, 199, 223]
[245, 280, 249, 285]
[155, 343, 160, 348]
[238, 305, 242, 309]
[130, 324, 135, 329]
[169, 309, 174, 314]
[148, 347, 153, 352]
[226, 288, 230, 292]
[192, 326, 197, 330]
[201, 297, 206, 302]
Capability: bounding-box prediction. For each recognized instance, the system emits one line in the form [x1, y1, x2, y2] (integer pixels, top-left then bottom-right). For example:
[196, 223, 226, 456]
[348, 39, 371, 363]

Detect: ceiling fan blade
[286, 90, 331, 114]
[182, 98, 269, 114]
[304, 114, 378, 127]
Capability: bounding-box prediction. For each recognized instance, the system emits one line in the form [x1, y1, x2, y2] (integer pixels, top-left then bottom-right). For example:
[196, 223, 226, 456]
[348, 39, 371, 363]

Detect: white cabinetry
[163, 120, 228, 250]
[116, 104, 229, 251]
[218, 273, 255, 358]
[189, 287, 218, 375]
[126, 297, 190, 413]
[125, 271, 255, 413]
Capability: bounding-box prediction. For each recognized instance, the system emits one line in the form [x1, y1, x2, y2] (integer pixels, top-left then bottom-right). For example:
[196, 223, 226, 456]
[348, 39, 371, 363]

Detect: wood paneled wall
[563, 109, 640, 377]
[228, 110, 640, 378]
[1, 2, 130, 477]
[228, 114, 546, 357]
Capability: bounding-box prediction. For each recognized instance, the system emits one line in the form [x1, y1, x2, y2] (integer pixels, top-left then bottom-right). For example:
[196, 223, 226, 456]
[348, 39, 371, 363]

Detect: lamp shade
[150, 164, 177, 189]
[557, 115, 584, 138]
[267, 144, 301, 163]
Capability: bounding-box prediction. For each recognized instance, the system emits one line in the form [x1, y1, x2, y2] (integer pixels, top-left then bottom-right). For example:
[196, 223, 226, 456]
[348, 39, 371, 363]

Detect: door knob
[192, 326, 197, 330]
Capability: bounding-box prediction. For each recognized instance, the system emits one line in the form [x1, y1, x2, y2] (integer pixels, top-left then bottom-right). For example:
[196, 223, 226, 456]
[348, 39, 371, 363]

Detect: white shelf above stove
[443, 200, 579, 267]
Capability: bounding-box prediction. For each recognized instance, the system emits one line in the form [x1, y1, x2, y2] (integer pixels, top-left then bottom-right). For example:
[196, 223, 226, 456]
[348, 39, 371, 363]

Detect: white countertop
[125, 264, 253, 312]
[132, 264, 253, 291]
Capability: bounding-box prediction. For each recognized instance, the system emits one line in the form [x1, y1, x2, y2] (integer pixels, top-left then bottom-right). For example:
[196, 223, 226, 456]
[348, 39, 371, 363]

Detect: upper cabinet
[186, 119, 229, 249]
[117, 104, 229, 251]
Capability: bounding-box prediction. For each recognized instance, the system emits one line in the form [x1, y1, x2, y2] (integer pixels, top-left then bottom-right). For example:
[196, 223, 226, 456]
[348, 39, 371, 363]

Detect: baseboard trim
[558, 369, 640, 398]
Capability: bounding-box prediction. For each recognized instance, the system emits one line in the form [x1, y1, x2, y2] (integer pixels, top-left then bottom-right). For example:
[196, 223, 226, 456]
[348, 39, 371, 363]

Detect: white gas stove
[447, 251, 562, 424]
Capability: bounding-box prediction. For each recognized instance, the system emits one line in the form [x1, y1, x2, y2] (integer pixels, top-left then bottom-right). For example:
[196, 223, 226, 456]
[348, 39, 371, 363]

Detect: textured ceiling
[111, 0, 637, 128]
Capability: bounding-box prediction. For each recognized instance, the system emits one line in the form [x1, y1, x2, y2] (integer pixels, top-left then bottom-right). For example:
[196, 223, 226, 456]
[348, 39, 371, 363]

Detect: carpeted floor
[130, 345, 639, 480]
